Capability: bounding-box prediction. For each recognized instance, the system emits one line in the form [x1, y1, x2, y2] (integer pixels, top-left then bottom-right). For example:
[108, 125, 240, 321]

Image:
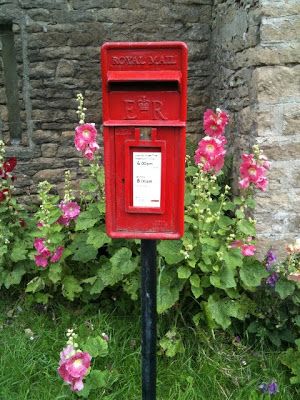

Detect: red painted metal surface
[101, 42, 188, 239]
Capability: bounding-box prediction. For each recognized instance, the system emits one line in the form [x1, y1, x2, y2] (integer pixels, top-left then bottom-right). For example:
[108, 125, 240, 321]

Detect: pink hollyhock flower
[256, 176, 268, 192]
[35, 254, 49, 268]
[83, 146, 95, 160]
[37, 221, 44, 228]
[58, 351, 91, 392]
[197, 136, 226, 160]
[203, 108, 229, 136]
[239, 153, 268, 191]
[241, 244, 256, 256]
[74, 123, 97, 151]
[89, 141, 100, 152]
[34, 238, 51, 257]
[59, 345, 76, 365]
[239, 177, 250, 190]
[50, 246, 64, 263]
[59, 201, 80, 220]
[64, 352, 91, 378]
[57, 215, 71, 226]
[194, 136, 226, 173]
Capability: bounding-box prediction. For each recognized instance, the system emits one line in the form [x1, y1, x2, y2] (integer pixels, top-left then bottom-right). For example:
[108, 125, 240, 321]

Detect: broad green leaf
[157, 240, 185, 265]
[11, 243, 28, 262]
[217, 216, 234, 228]
[87, 369, 108, 389]
[62, 276, 82, 301]
[87, 228, 111, 249]
[190, 274, 200, 288]
[48, 263, 62, 284]
[191, 285, 203, 298]
[207, 294, 231, 329]
[72, 244, 98, 263]
[237, 219, 256, 236]
[82, 336, 108, 358]
[218, 264, 237, 289]
[223, 248, 243, 268]
[90, 277, 104, 295]
[110, 247, 136, 275]
[177, 265, 191, 279]
[75, 205, 100, 231]
[157, 266, 183, 313]
[4, 266, 26, 288]
[275, 279, 295, 299]
[26, 277, 45, 293]
[240, 260, 268, 288]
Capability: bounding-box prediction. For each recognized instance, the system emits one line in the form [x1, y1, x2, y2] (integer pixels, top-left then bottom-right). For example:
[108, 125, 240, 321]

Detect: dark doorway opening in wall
[0, 22, 22, 144]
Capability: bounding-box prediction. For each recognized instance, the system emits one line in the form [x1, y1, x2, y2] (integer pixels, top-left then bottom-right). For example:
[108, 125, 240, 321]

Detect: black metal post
[141, 239, 157, 400]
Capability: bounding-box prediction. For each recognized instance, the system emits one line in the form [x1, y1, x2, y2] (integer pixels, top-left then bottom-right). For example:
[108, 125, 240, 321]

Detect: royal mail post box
[101, 41, 187, 239]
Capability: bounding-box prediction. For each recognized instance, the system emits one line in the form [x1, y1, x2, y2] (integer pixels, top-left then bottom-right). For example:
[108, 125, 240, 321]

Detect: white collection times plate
[132, 152, 161, 208]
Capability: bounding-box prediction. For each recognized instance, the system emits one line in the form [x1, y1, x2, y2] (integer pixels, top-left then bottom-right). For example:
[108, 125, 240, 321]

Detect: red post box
[101, 41, 188, 239]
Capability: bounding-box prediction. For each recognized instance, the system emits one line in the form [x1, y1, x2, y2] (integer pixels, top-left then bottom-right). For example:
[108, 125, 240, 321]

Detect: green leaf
[87, 228, 111, 249]
[72, 244, 98, 263]
[240, 260, 268, 288]
[26, 277, 45, 293]
[75, 205, 100, 231]
[87, 369, 108, 389]
[191, 285, 203, 298]
[237, 219, 256, 236]
[4, 265, 26, 288]
[48, 263, 62, 284]
[218, 264, 237, 289]
[110, 247, 136, 275]
[157, 266, 183, 313]
[82, 336, 108, 358]
[90, 277, 104, 295]
[190, 274, 200, 288]
[157, 240, 185, 265]
[223, 248, 243, 268]
[11, 242, 28, 262]
[62, 276, 82, 301]
[275, 279, 295, 299]
[177, 265, 191, 279]
[207, 294, 231, 329]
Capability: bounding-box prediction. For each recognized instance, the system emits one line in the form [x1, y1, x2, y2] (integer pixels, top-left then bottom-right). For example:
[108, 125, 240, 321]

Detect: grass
[0, 293, 299, 400]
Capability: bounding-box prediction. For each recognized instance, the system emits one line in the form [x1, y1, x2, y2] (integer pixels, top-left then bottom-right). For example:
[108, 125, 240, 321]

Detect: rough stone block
[33, 168, 66, 183]
[252, 66, 300, 103]
[282, 104, 300, 135]
[41, 143, 58, 157]
[261, 16, 300, 43]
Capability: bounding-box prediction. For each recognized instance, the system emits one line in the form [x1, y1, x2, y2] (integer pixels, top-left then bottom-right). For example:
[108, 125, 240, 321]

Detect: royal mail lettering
[111, 55, 177, 66]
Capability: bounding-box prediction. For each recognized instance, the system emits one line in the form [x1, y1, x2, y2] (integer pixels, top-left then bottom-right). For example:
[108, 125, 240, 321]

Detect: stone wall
[0, 0, 213, 204]
[210, 0, 300, 257]
[0, 0, 299, 254]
